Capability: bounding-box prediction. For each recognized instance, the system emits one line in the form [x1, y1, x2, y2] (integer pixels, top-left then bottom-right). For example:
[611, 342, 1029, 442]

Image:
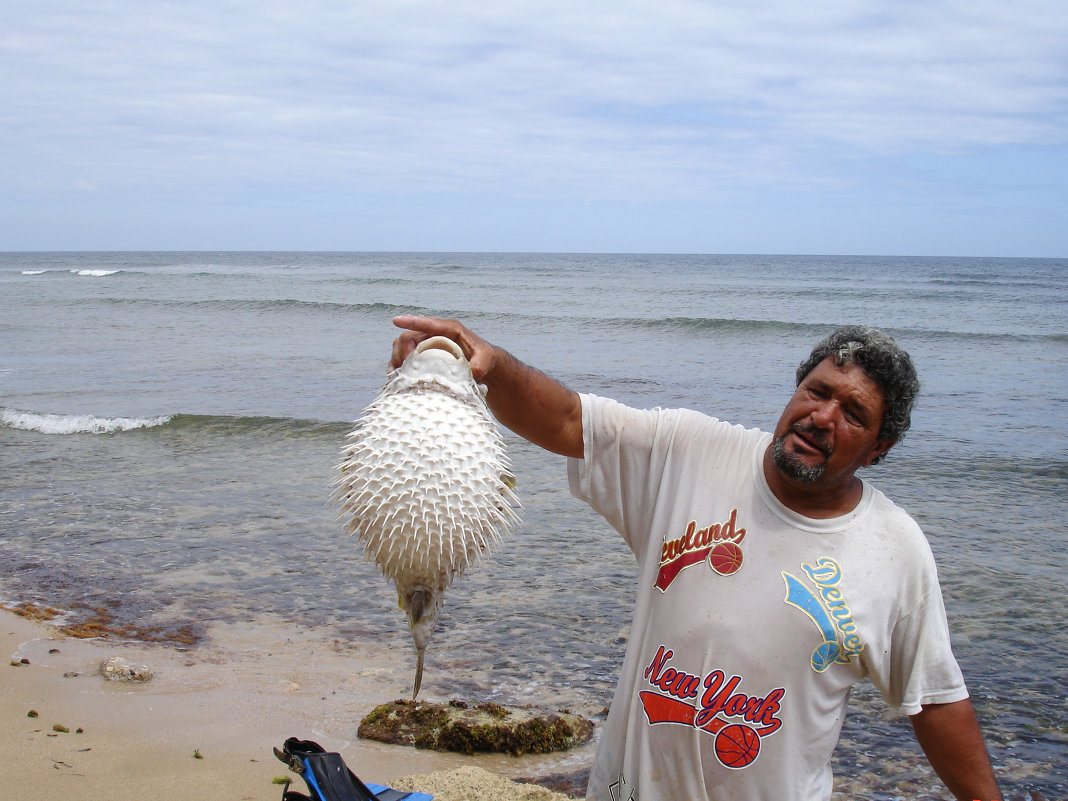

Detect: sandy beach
[1, 608, 583, 801]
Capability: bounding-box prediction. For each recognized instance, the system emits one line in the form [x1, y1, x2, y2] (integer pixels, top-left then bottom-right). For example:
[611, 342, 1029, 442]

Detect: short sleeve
[567, 393, 759, 561]
[862, 524, 969, 716]
[567, 394, 680, 557]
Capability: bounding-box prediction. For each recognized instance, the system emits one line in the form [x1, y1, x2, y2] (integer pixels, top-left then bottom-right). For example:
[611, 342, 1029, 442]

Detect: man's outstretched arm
[910, 698, 1001, 801]
[391, 315, 583, 459]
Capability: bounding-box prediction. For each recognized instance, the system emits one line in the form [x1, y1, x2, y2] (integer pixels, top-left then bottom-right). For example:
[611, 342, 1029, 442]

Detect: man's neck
[761, 445, 864, 519]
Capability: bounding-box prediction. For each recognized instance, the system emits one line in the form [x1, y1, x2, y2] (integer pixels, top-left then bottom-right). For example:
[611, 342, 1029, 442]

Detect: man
[390, 314, 1000, 801]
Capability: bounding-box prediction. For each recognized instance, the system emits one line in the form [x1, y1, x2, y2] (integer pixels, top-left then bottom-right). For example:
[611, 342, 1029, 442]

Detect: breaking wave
[17, 269, 121, 277]
[0, 407, 173, 435]
[0, 407, 347, 438]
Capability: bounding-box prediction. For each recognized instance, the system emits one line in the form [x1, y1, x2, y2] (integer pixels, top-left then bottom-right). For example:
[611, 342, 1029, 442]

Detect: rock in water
[332, 336, 520, 697]
[358, 699, 595, 756]
[99, 656, 153, 682]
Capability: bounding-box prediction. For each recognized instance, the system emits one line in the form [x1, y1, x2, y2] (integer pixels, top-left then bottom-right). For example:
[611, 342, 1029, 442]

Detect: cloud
[0, 0, 1065, 251]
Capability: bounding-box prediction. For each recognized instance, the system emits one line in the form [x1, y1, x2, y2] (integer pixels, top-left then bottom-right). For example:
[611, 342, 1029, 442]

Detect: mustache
[791, 422, 830, 455]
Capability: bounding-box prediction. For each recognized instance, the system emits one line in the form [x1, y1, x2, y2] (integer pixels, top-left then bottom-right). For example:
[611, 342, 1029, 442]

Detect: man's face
[771, 356, 893, 486]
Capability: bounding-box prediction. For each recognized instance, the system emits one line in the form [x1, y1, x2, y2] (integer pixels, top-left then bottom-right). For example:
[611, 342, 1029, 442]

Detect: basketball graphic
[811, 640, 841, 672]
[715, 723, 761, 768]
[708, 541, 743, 576]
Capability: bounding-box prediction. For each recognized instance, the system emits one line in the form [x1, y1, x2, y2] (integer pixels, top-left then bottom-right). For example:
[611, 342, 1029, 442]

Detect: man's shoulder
[861, 484, 935, 557]
[865, 484, 921, 524]
[580, 393, 767, 442]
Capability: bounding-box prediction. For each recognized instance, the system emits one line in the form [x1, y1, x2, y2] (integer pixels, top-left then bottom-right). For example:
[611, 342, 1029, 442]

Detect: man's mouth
[789, 423, 830, 457]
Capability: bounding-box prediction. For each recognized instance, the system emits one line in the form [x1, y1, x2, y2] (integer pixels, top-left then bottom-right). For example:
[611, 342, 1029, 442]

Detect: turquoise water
[1, 252, 1065, 796]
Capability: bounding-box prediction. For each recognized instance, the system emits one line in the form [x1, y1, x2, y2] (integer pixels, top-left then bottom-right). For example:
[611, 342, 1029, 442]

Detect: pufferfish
[331, 335, 520, 698]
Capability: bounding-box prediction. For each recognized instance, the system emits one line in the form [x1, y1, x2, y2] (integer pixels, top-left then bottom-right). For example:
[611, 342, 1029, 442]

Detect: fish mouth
[407, 586, 430, 699]
[414, 336, 465, 360]
[402, 585, 441, 699]
[413, 649, 426, 699]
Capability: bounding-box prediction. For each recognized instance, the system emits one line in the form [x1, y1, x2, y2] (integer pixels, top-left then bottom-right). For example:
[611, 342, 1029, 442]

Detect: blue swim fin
[274, 737, 433, 801]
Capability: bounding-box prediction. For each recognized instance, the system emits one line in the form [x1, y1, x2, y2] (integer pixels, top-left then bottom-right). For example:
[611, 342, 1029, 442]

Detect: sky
[1, 0, 1066, 256]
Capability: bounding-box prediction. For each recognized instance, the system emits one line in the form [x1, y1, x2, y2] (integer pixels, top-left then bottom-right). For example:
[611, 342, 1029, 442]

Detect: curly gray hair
[796, 326, 919, 462]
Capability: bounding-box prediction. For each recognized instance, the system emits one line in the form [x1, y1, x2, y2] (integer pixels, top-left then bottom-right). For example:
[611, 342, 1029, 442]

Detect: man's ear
[867, 438, 897, 466]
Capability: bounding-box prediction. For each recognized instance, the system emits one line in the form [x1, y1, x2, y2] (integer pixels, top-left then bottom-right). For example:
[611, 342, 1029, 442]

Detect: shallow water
[1, 251, 1065, 796]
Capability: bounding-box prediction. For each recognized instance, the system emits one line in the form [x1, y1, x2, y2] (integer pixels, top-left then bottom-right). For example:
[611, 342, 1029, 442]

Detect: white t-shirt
[568, 395, 967, 801]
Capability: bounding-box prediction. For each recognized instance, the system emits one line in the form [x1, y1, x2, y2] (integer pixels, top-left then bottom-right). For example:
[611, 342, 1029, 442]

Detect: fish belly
[335, 388, 516, 587]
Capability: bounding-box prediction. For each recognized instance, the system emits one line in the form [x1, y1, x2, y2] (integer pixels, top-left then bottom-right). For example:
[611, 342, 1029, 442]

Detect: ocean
[1, 251, 1064, 797]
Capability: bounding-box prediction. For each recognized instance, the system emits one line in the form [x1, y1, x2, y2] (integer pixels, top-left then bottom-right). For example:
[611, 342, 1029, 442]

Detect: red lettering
[654, 511, 749, 590]
[653, 514, 747, 572]
[643, 647, 786, 738]
[748, 688, 784, 734]
[724, 694, 748, 716]
[677, 674, 701, 698]
[644, 646, 671, 682]
[694, 671, 784, 733]
[659, 512, 746, 569]
[721, 508, 745, 544]
[683, 521, 696, 550]
[645, 647, 701, 700]
[695, 670, 741, 727]
[656, 667, 678, 692]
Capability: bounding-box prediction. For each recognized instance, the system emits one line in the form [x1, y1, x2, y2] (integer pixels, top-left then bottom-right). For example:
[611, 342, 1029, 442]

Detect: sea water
[1, 252, 1065, 796]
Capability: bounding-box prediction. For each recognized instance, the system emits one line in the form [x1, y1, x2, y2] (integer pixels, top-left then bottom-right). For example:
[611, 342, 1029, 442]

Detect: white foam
[0, 407, 172, 435]
[71, 269, 119, 277]
[20, 270, 48, 275]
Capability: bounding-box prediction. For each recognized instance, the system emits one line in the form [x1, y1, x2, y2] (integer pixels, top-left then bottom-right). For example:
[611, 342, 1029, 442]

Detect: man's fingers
[390, 316, 452, 367]
[465, 346, 495, 383]
[392, 315, 457, 337]
[390, 315, 495, 381]
[389, 333, 419, 370]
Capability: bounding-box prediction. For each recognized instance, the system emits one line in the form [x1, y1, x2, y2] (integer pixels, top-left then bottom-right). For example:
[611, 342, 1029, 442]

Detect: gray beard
[772, 433, 826, 483]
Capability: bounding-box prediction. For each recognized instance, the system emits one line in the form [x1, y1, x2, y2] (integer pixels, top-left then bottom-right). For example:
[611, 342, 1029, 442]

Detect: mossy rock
[358, 698, 594, 756]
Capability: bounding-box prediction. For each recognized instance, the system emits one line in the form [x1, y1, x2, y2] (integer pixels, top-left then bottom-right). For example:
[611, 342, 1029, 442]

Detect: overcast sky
[2, 0, 1065, 255]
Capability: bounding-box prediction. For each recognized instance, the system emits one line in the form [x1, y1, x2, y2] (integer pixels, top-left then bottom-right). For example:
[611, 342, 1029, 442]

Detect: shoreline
[1, 608, 584, 800]
[1, 608, 1053, 799]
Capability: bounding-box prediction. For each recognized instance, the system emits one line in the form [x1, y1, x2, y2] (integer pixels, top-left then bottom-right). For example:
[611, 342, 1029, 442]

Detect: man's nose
[810, 401, 837, 428]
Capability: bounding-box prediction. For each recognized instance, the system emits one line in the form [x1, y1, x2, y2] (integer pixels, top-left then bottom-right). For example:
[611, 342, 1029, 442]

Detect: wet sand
[0, 609, 579, 800]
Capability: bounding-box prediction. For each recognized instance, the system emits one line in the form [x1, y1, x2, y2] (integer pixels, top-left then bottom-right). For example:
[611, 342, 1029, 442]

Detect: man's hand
[390, 314, 583, 458]
[391, 315, 498, 382]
